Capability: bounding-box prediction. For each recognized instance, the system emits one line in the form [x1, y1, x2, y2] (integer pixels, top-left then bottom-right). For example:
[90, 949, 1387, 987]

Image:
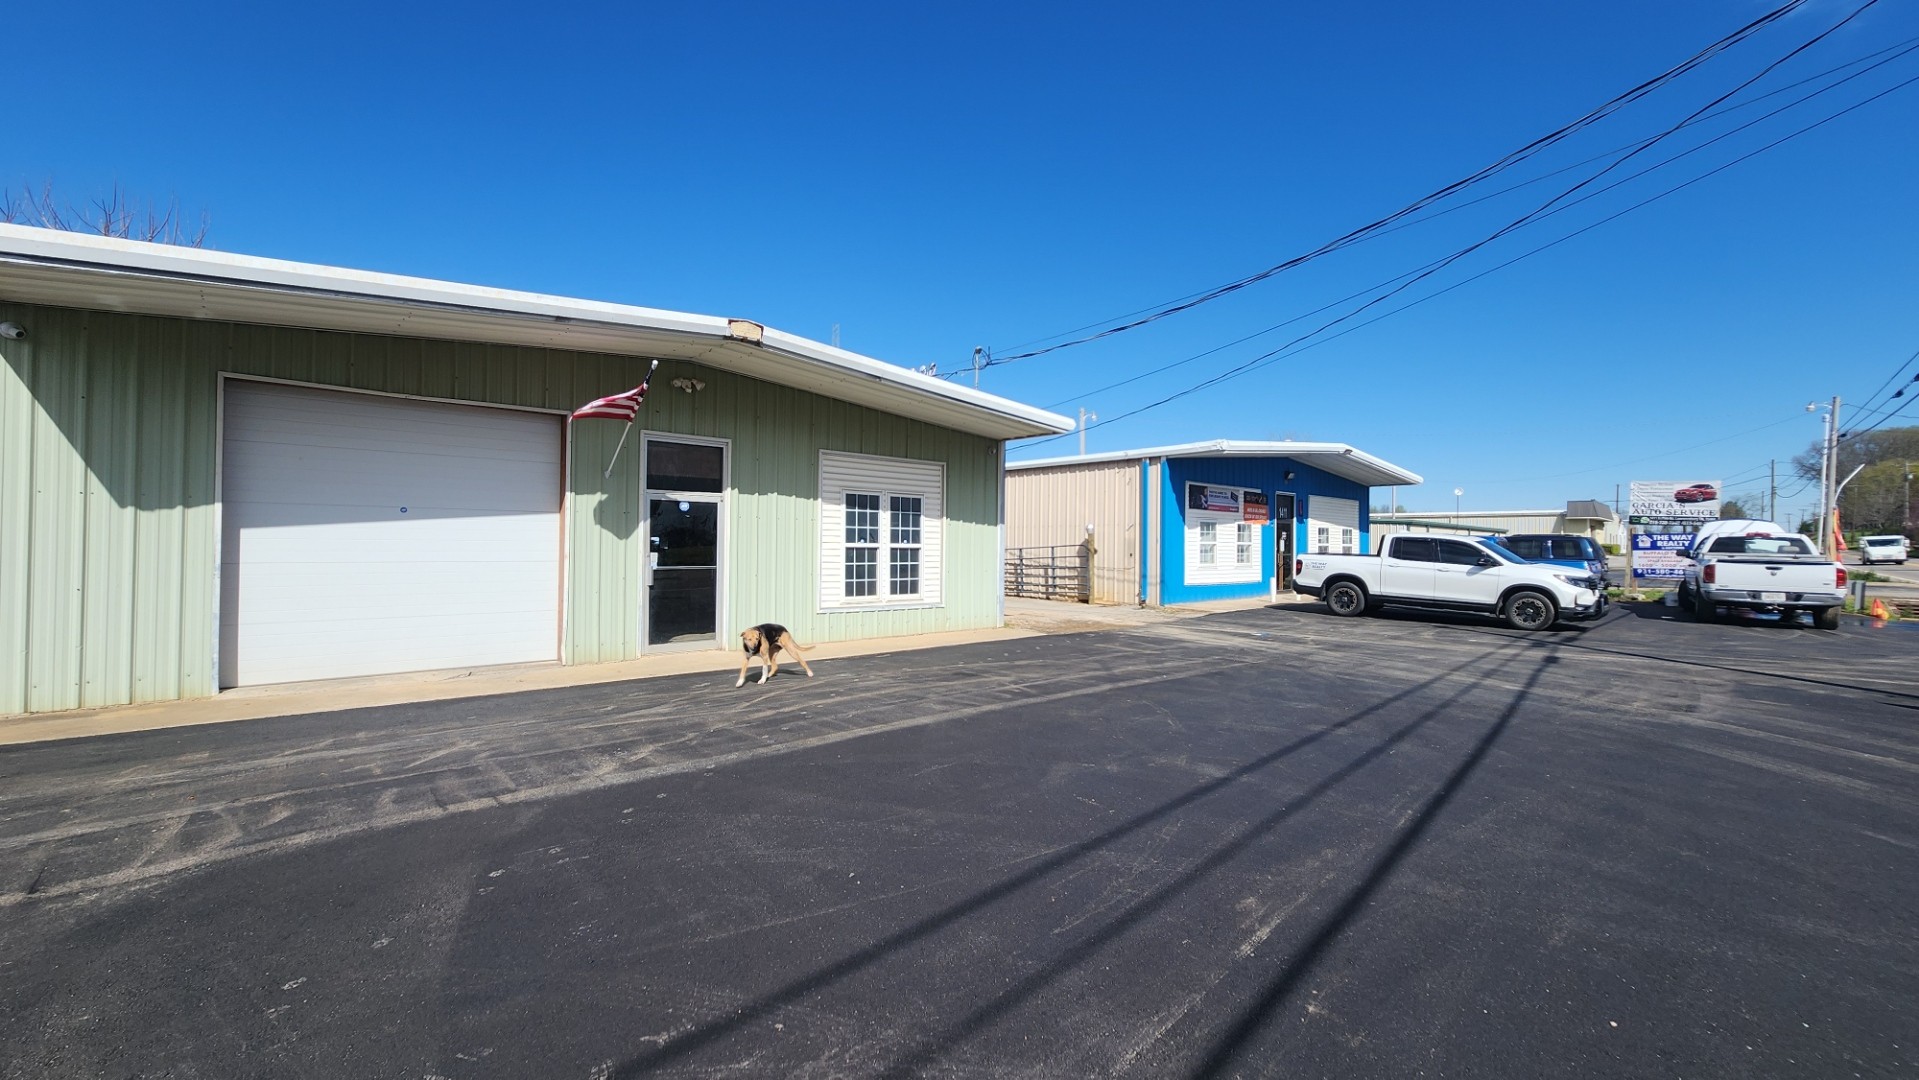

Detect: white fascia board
[1011, 439, 1422, 486]
[0, 224, 1073, 439]
[1381, 510, 1562, 519]
[755, 326, 1072, 435]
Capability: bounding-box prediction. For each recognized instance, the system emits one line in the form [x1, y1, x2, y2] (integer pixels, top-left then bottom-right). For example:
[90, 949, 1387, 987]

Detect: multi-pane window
[844, 493, 881, 597]
[821, 452, 943, 610]
[1236, 527, 1253, 565]
[1199, 521, 1217, 564]
[889, 497, 922, 596]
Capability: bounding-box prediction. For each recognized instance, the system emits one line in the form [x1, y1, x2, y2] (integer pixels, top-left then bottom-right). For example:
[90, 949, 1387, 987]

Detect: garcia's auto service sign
[1629, 480, 1721, 525]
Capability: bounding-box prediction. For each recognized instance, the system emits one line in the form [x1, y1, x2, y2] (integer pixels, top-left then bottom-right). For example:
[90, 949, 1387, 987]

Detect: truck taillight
[1836, 566, 1847, 588]
[1295, 559, 1303, 576]
[1702, 565, 1715, 584]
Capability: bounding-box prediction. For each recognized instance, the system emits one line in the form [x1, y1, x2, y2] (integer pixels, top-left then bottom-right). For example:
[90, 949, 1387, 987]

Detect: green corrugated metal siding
[0, 300, 1001, 715]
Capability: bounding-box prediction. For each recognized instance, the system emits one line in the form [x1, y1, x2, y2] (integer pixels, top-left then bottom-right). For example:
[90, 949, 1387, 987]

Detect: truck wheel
[1503, 590, 1556, 631]
[1325, 581, 1369, 617]
[1691, 590, 1717, 623]
[1813, 606, 1841, 631]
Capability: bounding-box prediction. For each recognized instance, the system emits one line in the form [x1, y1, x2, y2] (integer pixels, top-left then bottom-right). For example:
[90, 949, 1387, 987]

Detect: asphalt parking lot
[1, 604, 1914, 1078]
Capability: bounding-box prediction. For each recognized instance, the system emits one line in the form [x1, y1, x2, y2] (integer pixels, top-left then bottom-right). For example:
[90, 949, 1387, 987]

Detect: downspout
[1146, 457, 1163, 606]
[996, 441, 1007, 627]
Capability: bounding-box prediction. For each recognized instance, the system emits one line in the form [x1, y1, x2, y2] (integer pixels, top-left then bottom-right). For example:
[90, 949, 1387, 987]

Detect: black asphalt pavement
[2, 604, 1915, 1078]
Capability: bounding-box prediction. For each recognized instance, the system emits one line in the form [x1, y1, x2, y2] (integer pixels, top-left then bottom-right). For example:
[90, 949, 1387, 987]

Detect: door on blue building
[1272, 493, 1297, 592]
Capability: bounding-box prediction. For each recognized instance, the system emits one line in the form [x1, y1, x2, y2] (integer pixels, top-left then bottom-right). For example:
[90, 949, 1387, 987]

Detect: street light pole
[1809, 397, 1840, 557]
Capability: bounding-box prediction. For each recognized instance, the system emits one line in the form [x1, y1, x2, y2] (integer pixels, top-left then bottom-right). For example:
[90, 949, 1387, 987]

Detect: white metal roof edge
[1379, 510, 1565, 518]
[1008, 439, 1423, 486]
[0, 224, 1074, 438]
[755, 326, 1071, 434]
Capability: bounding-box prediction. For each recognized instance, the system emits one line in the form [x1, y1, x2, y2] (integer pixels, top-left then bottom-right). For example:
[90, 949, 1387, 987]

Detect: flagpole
[604, 421, 634, 480]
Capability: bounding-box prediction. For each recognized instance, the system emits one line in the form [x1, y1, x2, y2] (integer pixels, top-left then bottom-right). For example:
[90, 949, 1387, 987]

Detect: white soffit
[0, 224, 1073, 441]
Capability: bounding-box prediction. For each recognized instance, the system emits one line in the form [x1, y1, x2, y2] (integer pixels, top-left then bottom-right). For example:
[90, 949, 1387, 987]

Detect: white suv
[1860, 535, 1910, 565]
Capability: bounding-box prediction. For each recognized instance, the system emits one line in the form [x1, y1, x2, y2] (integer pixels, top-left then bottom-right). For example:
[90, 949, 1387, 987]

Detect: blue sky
[12, 0, 1916, 517]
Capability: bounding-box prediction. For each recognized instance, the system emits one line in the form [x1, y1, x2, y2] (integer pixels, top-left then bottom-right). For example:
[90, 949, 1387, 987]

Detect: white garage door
[1306, 495, 1360, 555]
[220, 381, 563, 687]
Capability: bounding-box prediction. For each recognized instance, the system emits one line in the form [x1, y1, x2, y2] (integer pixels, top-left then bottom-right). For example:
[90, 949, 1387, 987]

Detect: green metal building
[0, 225, 1071, 716]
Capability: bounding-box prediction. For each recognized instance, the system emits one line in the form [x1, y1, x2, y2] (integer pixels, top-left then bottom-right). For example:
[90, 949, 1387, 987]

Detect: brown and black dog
[736, 622, 815, 687]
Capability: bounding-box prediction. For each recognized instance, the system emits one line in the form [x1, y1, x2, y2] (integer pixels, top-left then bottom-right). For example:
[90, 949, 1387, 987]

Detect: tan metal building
[1373, 500, 1622, 548]
[1003, 458, 1143, 604]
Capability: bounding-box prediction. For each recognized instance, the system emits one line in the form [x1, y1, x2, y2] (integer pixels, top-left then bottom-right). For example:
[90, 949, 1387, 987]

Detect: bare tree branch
[2, 180, 210, 247]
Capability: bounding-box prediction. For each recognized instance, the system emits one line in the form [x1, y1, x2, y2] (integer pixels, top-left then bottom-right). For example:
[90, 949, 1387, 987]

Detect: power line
[993, 33, 1919, 370]
[989, 0, 1813, 365]
[1017, 61, 1919, 450]
[1038, 41, 1919, 414]
[1848, 345, 1919, 420]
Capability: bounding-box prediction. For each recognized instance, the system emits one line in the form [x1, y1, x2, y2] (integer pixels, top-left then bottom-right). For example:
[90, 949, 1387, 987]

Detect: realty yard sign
[1629, 480, 1721, 526]
[1630, 532, 1695, 580]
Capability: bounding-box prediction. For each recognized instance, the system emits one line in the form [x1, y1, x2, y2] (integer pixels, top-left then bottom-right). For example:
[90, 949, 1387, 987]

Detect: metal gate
[1004, 543, 1092, 602]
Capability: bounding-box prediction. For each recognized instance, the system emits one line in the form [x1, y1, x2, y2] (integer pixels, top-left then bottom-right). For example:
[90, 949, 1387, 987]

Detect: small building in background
[1372, 500, 1623, 549]
[1005, 441, 1422, 606]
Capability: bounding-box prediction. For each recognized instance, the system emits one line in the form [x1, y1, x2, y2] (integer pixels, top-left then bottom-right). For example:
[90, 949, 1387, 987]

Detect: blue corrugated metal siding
[1, 300, 1002, 715]
[1157, 456, 1370, 605]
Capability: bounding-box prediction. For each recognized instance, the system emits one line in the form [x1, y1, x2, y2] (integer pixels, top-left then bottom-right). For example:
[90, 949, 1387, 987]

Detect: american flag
[570, 362, 657, 422]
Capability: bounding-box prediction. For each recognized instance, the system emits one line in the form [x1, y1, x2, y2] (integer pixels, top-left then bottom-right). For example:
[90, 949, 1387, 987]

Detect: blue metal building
[1006, 441, 1423, 606]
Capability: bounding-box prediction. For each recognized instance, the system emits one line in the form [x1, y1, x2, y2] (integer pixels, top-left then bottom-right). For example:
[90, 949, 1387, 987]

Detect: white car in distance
[1859, 535, 1909, 565]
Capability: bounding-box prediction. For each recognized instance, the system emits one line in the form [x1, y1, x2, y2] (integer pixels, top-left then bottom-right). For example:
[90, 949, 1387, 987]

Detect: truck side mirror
[1476, 556, 1497, 567]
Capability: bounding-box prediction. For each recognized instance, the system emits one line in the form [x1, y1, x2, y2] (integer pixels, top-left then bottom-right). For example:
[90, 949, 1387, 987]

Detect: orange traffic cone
[1869, 598, 1890, 619]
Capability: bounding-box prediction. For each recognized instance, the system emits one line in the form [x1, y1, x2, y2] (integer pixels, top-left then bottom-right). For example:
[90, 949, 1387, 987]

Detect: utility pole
[1768, 460, 1776, 523]
[1905, 461, 1913, 536]
[1078, 408, 1097, 456]
[1814, 396, 1841, 558]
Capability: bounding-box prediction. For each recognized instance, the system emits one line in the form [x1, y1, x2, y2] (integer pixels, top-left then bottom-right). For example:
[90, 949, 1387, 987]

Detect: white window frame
[819, 451, 945, 612]
[1184, 482, 1262, 586]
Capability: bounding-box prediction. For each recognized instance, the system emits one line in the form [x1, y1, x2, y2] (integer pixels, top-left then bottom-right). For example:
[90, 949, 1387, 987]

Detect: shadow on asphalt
[610, 635, 1550, 1078]
[1257, 601, 1600, 636]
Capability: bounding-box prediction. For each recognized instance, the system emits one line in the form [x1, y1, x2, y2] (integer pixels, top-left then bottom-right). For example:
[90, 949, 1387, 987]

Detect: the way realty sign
[1629, 480, 1721, 526]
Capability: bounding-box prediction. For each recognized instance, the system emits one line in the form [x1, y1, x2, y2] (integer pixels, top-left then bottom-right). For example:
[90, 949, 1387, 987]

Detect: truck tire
[1691, 590, 1717, 623]
[1503, 589, 1556, 631]
[1813, 606, 1841, 631]
[1325, 581, 1369, 617]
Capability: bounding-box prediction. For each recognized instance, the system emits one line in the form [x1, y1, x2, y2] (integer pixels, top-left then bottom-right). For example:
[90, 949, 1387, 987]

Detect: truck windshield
[1706, 535, 1816, 556]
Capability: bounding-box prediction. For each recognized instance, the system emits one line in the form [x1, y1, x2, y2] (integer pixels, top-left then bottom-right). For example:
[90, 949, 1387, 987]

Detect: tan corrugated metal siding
[1, 300, 1002, 715]
[1375, 513, 1623, 548]
[1005, 461, 1141, 604]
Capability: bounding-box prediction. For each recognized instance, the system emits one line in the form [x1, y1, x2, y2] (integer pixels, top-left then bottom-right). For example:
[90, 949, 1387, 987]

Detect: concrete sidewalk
[0, 594, 1309, 746]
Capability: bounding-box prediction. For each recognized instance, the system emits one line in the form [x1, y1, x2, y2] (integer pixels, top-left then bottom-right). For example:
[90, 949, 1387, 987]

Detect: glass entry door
[1272, 492, 1297, 594]
[647, 497, 719, 646]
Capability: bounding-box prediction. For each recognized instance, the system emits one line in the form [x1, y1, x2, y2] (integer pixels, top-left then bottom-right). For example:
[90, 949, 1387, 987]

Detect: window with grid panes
[888, 496, 922, 596]
[844, 493, 881, 597]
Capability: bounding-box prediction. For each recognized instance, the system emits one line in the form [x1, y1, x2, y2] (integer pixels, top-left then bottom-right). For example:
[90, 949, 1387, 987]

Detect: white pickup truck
[1675, 519, 1845, 629]
[1294, 534, 1607, 631]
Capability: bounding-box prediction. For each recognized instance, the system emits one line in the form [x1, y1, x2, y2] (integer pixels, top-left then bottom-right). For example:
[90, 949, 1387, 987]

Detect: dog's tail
[779, 633, 809, 653]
